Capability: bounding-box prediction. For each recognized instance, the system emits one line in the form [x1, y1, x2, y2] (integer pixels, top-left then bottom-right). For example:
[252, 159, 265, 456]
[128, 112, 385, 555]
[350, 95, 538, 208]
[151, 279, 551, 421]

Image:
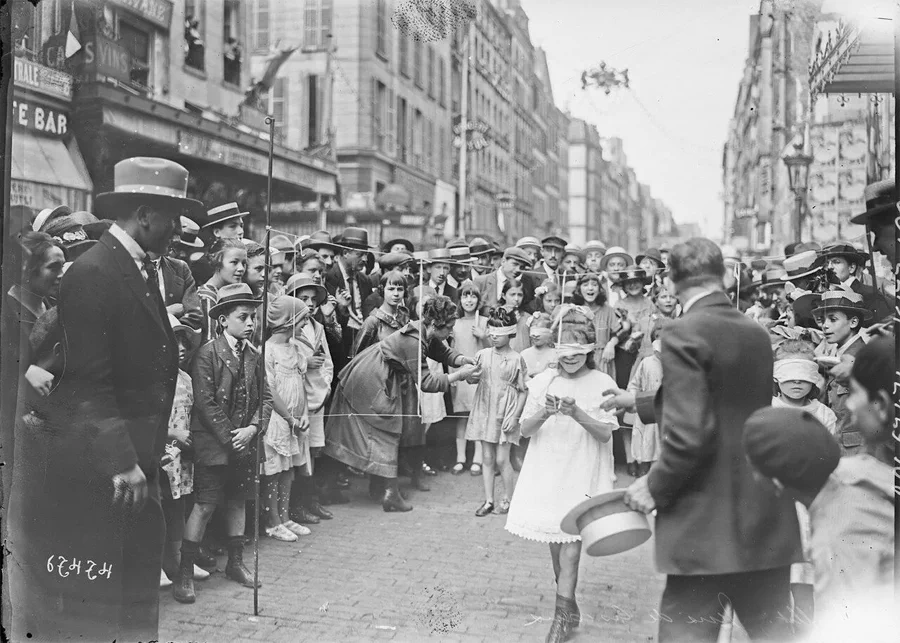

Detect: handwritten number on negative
[47, 555, 111, 580]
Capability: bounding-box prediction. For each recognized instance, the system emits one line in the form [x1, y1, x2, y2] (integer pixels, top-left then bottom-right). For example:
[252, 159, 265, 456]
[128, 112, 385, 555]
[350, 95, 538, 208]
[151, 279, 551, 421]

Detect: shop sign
[109, 0, 173, 29]
[11, 180, 36, 207]
[12, 98, 70, 137]
[14, 57, 73, 101]
[84, 35, 133, 84]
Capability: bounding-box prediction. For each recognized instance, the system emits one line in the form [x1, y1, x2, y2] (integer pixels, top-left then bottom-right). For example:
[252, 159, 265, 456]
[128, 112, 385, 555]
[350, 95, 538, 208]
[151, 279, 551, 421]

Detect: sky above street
[524, 0, 761, 239]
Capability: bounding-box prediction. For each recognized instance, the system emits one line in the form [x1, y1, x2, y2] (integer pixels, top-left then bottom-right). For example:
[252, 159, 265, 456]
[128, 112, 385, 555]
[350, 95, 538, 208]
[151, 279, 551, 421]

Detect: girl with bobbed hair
[198, 238, 247, 343]
[323, 294, 478, 513]
[352, 269, 410, 359]
[572, 273, 620, 379]
[505, 305, 619, 643]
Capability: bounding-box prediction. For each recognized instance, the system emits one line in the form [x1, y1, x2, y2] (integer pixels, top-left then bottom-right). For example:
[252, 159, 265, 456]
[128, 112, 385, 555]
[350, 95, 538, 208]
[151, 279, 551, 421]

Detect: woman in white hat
[505, 306, 619, 643]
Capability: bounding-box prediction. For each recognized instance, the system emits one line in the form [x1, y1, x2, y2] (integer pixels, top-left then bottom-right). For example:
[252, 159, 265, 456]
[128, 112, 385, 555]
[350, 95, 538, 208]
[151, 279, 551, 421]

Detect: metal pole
[253, 115, 277, 616]
[793, 191, 803, 243]
[457, 25, 472, 238]
[417, 259, 425, 418]
[893, 2, 900, 586]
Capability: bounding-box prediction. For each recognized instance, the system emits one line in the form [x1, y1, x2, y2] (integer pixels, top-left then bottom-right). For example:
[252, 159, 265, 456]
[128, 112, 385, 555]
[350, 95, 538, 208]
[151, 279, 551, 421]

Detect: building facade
[566, 117, 602, 246]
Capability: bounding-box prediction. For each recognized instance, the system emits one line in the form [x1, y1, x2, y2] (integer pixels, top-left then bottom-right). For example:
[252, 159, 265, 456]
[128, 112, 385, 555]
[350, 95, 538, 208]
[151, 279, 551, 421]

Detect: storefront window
[185, 0, 205, 72]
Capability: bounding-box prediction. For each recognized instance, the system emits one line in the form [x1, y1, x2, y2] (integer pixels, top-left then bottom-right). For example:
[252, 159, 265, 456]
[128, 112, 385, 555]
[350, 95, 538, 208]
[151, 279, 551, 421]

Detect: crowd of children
[10, 192, 894, 637]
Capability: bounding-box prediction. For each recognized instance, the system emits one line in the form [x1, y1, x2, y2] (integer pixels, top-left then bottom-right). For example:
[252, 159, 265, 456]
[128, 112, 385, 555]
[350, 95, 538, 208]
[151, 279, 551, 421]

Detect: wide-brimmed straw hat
[811, 289, 873, 322]
[782, 250, 820, 280]
[203, 202, 249, 229]
[813, 242, 869, 268]
[302, 230, 341, 253]
[208, 283, 261, 318]
[95, 158, 205, 221]
[850, 179, 896, 225]
[560, 489, 652, 557]
[176, 216, 204, 249]
[599, 247, 633, 272]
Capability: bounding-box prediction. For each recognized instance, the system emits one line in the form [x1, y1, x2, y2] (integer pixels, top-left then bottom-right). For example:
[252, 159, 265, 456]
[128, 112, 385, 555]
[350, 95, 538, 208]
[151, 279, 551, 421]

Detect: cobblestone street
[159, 458, 670, 643]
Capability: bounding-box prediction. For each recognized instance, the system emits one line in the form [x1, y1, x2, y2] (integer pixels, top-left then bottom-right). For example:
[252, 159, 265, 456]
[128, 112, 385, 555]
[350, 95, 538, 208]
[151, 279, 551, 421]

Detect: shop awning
[11, 130, 92, 191]
[809, 9, 894, 95]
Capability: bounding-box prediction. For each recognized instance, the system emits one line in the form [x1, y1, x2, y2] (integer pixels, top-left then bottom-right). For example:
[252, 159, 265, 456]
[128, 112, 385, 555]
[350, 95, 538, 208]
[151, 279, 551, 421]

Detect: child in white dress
[465, 307, 528, 517]
[627, 327, 664, 477]
[450, 280, 488, 475]
[505, 306, 618, 642]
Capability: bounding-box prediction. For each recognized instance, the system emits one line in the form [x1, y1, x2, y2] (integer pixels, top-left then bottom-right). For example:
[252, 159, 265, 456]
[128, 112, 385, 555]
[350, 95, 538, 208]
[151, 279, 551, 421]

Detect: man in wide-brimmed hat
[815, 241, 890, 324]
[445, 238, 473, 288]
[11, 158, 205, 643]
[323, 227, 374, 368]
[850, 178, 897, 267]
[468, 236, 494, 275]
[302, 230, 341, 270]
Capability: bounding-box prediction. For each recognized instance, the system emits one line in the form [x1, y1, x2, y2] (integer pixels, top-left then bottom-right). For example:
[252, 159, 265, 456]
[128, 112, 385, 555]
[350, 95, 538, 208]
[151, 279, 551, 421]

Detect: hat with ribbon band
[813, 242, 869, 268]
[302, 230, 341, 253]
[204, 202, 248, 229]
[782, 250, 820, 280]
[208, 283, 262, 318]
[560, 489, 652, 557]
[468, 237, 493, 256]
[811, 289, 873, 321]
[284, 272, 328, 304]
[448, 246, 474, 263]
[95, 157, 205, 221]
[850, 179, 896, 225]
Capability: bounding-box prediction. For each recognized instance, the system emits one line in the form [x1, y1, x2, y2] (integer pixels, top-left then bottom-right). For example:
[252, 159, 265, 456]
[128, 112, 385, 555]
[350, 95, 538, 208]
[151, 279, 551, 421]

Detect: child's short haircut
[244, 241, 266, 259]
[501, 278, 524, 299]
[851, 336, 893, 400]
[774, 339, 816, 361]
[208, 238, 246, 271]
[380, 268, 407, 293]
[217, 302, 257, 323]
[457, 280, 482, 317]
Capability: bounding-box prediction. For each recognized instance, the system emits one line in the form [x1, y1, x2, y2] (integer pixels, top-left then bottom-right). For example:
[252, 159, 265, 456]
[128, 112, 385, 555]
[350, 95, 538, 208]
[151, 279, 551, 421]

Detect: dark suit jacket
[191, 334, 273, 466]
[51, 231, 179, 479]
[324, 262, 374, 368]
[475, 270, 535, 314]
[849, 279, 891, 324]
[642, 291, 801, 576]
[430, 283, 459, 305]
[160, 255, 202, 329]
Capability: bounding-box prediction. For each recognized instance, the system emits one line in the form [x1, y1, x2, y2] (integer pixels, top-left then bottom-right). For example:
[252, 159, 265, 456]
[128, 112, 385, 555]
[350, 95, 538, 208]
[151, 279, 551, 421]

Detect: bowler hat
[469, 237, 493, 256]
[284, 272, 328, 304]
[428, 247, 453, 263]
[753, 266, 787, 288]
[176, 216, 204, 249]
[599, 247, 633, 272]
[811, 289, 873, 322]
[814, 242, 869, 268]
[516, 236, 542, 250]
[379, 252, 415, 272]
[502, 246, 534, 269]
[204, 202, 248, 229]
[382, 237, 415, 254]
[636, 248, 665, 268]
[743, 407, 840, 496]
[850, 179, 896, 225]
[32, 205, 72, 232]
[95, 158, 204, 221]
[302, 230, 341, 253]
[208, 283, 261, 318]
[541, 235, 567, 249]
[560, 489, 652, 557]
[338, 227, 372, 250]
[782, 251, 820, 280]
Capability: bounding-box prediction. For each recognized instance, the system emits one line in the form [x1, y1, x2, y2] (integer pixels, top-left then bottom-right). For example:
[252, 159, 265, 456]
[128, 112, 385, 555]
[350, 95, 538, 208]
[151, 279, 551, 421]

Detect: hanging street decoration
[581, 62, 630, 94]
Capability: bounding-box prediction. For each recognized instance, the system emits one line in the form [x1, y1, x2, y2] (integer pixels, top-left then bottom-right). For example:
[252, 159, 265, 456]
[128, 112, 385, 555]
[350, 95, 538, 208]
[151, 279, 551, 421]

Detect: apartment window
[119, 19, 152, 88]
[399, 29, 409, 76]
[438, 126, 446, 177]
[12, 1, 42, 59]
[223, 0, 242, 85]
[308, 75, 320, 147]
[413, 36, 422, 88]
[412, 109, 423, 167]
[438, 58, 445, 105]
[427, 46, 435, 97]
[374, 81, 387, 152]
[254, 0, 270, 51]
[425, 119, 433, 173]
[272, 76, 287, 142]
[397, 97, 408, 163]
[305, 0, 332, 49]
[184, 0, 205, 71]
[376, 0, 387, 58]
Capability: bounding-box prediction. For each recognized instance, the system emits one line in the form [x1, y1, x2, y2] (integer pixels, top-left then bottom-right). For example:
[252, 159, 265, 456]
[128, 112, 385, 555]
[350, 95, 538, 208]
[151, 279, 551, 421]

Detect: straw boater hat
[428, 247, 453, 263]
[302, 230, 341, 253]
[95, 157, 205, 221]
[813, 242, 869, 269]
[502, 246, 534, 269]
[468, 237, 493, 256]
[515, 236, 542, 251]
[448, 246, 474, 263]
[176, 216, 205, 249]
[782, 250, 820, 281]
[560, 489, 652, 557]
[811, 289, 873, 322]
[208, 282, 261, 318]
[284, 272, 328, 304]
[599, 246, 633, 272]
[412, 249, 430, 264]
[167, 313, 202, 356]
[382, 237, 415, 254]
[203, 202, 248, 229]
[32, 205, 72, 232]
[850, 179, 896, 225]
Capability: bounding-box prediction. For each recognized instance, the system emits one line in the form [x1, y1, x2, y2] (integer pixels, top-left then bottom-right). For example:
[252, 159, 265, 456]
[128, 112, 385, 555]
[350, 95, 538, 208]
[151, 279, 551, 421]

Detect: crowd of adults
[1, 156, 895, 642]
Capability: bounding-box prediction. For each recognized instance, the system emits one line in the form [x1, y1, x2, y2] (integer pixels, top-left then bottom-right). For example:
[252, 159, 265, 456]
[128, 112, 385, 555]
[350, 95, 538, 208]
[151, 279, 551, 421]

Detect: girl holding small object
[506, 306, 618, 643]
[450, 280, 489, 475]
[573, 272, 620, 380]
[262, 296, 314, 542]
[198, 238, 247, 345]
[626, 324, 665, 477]
[500, 278, 532, 353]
[520, 313, 556, 379]
[466, 307, 528, 517]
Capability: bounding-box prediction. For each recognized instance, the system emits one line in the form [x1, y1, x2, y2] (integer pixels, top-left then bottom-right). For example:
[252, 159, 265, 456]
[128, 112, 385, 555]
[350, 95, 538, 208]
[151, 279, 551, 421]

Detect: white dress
[505, 369, 618, 543]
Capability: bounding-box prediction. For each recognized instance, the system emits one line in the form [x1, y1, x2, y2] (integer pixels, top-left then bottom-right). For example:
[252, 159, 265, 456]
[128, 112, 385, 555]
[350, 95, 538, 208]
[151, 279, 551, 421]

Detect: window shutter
[386, 87, 396, 157]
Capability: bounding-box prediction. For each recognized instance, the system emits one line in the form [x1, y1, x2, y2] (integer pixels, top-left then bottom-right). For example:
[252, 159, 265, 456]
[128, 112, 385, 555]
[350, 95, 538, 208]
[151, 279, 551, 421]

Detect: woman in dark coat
[324, 296, 478, 512]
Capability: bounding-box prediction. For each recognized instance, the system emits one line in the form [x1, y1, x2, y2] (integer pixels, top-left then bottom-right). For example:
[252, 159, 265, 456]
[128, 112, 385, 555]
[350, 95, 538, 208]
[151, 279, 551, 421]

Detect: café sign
[14, 57, 73, 101]
[12, 98, 70, 137]
[109, 0, 173, 28]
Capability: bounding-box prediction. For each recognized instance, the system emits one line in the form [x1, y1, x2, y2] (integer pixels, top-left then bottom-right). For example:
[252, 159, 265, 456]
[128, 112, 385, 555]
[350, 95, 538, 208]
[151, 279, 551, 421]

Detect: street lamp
[782, 134, 813, 243]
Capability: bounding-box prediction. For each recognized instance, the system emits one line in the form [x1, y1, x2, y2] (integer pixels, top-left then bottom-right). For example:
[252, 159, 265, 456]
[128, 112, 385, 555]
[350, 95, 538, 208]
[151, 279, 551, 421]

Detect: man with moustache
[324, 227, 374, 369]
[474, 246, 533, 314]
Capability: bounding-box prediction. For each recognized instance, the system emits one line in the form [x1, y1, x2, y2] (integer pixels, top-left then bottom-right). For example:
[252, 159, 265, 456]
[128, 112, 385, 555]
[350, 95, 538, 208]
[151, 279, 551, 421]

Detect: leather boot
[410, 448, 431, 492]
[306, 500, 333, 520]
[196, 544, 218, 568]
[173, 546, 196, 604]
[545, 594, 577, 643]
[369, 475, 386, 501]
[382, 478, 413, 512]
[225, 537, 261, 588]
[161, 540, 180, 582]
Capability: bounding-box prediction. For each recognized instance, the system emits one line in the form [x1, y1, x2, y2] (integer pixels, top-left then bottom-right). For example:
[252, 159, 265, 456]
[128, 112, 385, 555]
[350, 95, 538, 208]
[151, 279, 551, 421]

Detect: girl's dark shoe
[411, 469, 431, 492]
[307, 501, 333, 520]
[195, 546, 218, 569]
[475, 501, 495, 517]
[382, 478, 413, 512]
[546, 594, 578, 643]
[172, 550, 196, 604]
[293, 507, 321, 525]
[225, 541, 261, 589]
